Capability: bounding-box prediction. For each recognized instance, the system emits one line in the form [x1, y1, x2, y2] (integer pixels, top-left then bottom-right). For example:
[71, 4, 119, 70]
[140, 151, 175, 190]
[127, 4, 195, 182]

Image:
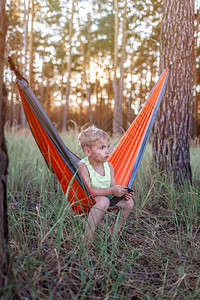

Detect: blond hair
[79, 126, 110, 149]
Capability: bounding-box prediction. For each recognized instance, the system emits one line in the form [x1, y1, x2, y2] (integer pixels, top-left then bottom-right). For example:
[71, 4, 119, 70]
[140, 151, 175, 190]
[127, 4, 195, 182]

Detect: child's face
[86, 138, 110, 163]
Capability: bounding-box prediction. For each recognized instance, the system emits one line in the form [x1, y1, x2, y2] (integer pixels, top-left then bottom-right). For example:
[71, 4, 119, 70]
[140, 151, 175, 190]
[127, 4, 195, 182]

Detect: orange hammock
[8, 57, 169, 214]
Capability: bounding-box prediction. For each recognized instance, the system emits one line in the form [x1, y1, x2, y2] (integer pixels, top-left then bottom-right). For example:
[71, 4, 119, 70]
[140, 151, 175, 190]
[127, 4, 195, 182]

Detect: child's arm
[109, 162, 134, 200]
[108, 162, 117, 186]
[78, 162, 127, 197]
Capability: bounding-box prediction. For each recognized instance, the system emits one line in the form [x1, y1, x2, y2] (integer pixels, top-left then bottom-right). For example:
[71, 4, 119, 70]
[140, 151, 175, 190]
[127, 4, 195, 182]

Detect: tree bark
[118, 0, 127, 129]
[153, 0, 194, 184]
[113, 0, 120, 133]
[62, 0, 76, 131]
[29, 0, 34, 90]
[191, 8, 200, 137]
[58, 60, 65, 130]
[0, 0, 9, 291]
[21, 0, 29, 129]
[79, 16, 93, 125]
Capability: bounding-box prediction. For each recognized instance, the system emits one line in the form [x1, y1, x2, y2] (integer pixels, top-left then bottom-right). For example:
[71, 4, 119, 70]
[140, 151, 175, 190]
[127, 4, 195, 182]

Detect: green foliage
[4, 130, 200, 299]
[5, 0, 165, 130]
[92, 12, 114, 56]
[6, 0, 24, 62]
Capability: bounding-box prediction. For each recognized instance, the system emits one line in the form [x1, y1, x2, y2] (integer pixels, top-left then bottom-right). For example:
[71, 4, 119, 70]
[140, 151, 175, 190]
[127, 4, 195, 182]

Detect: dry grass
[1, 130, 200, 299]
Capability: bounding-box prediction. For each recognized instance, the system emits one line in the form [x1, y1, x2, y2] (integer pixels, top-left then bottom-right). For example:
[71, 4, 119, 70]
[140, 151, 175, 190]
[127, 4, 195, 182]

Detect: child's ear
[83, 147, 91, 156]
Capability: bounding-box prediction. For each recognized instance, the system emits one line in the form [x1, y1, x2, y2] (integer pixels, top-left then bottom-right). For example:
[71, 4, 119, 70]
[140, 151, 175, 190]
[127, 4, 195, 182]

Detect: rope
[163, 54, 193, 68]
[7, 56, 28, 83]
[5, 53, 193, 85]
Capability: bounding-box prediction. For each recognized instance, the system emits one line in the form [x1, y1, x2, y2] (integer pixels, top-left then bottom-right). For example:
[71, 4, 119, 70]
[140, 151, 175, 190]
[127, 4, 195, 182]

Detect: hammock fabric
[8, 57, 169, 214]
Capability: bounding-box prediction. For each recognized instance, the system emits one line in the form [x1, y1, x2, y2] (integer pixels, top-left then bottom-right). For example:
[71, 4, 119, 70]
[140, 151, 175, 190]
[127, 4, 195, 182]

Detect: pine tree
[191, 5, 200, 137]
[0, 0, 9, 291]
[62, 0, 76, 130]
[153, 0, 194, 184]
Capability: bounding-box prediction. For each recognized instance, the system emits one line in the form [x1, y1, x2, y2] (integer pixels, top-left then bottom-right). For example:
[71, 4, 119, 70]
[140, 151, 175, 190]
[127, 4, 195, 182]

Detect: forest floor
[1, 131, 200, 299]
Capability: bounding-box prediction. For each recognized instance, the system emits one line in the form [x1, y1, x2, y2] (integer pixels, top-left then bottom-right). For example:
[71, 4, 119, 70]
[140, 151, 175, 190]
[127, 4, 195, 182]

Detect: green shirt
[79, 156, 111, 189]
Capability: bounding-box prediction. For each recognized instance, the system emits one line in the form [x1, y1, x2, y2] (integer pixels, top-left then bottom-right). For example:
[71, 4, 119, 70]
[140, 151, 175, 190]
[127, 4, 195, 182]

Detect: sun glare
[89, 61, 108, 84]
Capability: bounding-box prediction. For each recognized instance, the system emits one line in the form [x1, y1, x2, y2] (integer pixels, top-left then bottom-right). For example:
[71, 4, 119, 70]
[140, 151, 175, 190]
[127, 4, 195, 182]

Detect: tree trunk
[79, 20, 93, 125]
[85, 16, 92, 125]
[29, 0, 34, 89]
[62, 0, 75, 131]
[0, 0, 9, 291]
[113, 0, 120, 133]
[152, 0, 194, 184]
[191, 8, 200, 137]
[58, 61, 65, 130]
[118, 0, 127, 130]
[95, 70, 100, 126]
[21, 0, 29, 129]
[23, 0, 29, 77]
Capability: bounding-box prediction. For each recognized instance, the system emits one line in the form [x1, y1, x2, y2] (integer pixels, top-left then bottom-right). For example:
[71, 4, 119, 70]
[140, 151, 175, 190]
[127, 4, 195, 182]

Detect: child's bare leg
[109, 198, 134, 237]
[84, 196, 110, 241]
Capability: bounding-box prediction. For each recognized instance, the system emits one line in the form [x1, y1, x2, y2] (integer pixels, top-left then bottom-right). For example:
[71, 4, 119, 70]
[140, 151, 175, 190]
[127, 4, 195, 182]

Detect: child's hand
[124, 191, 134, 201]
[111, 185, 128, 197]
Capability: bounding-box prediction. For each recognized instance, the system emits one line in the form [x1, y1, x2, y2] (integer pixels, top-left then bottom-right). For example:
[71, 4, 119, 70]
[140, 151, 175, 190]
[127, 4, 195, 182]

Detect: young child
[78, 126, 134, 242]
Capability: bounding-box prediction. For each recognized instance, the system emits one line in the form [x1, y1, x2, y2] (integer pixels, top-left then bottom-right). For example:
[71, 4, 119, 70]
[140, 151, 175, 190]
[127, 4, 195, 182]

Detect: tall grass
[2, 130, 200, 299]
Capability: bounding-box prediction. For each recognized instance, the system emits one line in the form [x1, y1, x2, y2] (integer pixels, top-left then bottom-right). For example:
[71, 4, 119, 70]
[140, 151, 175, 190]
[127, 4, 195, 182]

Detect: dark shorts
[108, 195, 124, 208]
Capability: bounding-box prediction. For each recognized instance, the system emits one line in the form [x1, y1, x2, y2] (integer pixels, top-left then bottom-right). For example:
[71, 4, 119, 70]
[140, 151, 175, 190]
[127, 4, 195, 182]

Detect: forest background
[4, 0, 200, 135]
[0, 0, 200, 298]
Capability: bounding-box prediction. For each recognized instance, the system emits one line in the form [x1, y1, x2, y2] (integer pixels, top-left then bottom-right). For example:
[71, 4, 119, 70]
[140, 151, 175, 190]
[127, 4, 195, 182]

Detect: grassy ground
[1, 130, 200, 299]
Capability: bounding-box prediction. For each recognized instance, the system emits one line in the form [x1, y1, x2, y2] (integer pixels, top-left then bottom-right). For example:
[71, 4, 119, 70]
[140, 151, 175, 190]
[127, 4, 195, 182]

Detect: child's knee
[95, 196, 110, 211]
[124, 198, 134, 211]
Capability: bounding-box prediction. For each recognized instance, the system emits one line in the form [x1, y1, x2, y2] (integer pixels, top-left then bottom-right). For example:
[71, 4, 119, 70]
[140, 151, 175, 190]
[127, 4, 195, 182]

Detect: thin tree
[153, 0, 194, 184]
[119, 0, 127, 129]
[113, 0, 127, 133]
[62, 0, 76, 131]
[0, 0, 9, 290]
[21, 0, 29, 129]
[191, 6, 200, 137]
[78, 13, 93, 124]
[113, 0, 119, 133]
[29, 0, 34, 89]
